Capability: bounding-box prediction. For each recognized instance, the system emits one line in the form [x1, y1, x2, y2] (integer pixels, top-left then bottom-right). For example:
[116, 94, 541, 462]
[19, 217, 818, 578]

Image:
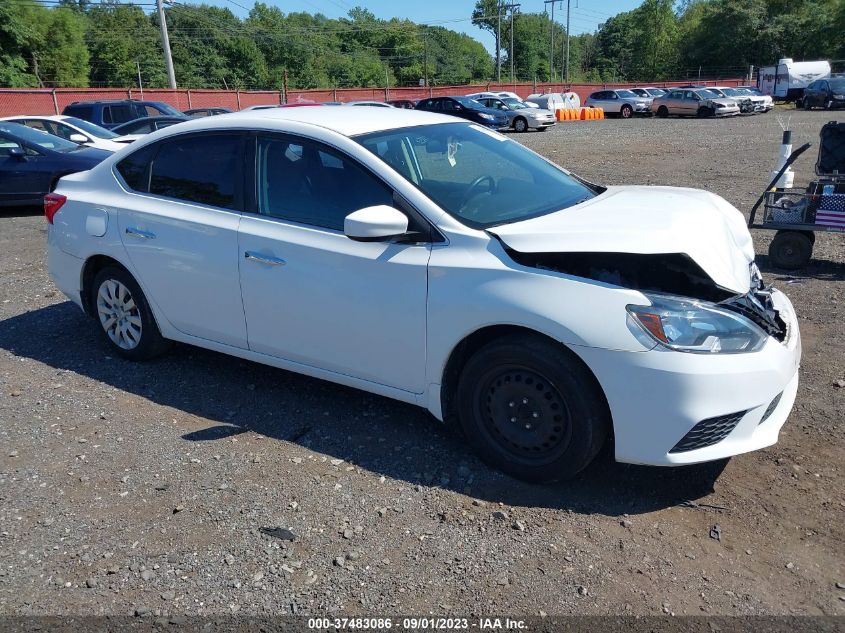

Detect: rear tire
[657, 105, 669, 118]
[456, 334, 610, 482]
[91, 266, 170, 361]
[769, 231, 813, 269]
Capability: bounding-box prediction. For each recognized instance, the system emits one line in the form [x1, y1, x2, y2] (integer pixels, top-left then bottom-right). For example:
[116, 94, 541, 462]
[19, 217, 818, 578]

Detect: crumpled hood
[489, 185, 755, 293]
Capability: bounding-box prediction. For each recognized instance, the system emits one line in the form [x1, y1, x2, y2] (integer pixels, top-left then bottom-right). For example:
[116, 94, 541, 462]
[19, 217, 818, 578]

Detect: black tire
[91, 266, 170, 360]
[620, 104, 633, 119]
[656, 105, 669, 118]
[697, 106, 714, 118]
[803, 98, 812, 110]
[768, 231, 813, 269]
[513, 117, 528, 133]
[456, 334, 610, 482]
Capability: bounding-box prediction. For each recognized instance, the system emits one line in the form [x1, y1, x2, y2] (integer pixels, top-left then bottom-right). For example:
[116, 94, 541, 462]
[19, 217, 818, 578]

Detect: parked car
[46, 107, 800, 482]
[736, 87, 773, 111]
[708, 87, 763, 114]
[110, 116, 190, 144]
[242, 104, 280, 111]
[472, 96, 555, 132]
[415, 96, 509, 129]
[584, 89, 652, 118]
[344, 101, 394, 107]
[0, 121, 108, 207]
[466, 91, 540, 108]
[387, 99, 417, 109]
[802, 77, 845, 110]
[0, 115, 125, 151]
[184, 107, 232, 117]
[651, 88, 740, 118]
[62, 100, 183, 129]
[630, 87, 667, 98]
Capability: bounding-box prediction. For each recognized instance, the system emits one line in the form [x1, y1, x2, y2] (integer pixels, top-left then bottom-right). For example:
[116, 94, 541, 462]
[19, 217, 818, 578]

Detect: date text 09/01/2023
[307, 617, 528, 630]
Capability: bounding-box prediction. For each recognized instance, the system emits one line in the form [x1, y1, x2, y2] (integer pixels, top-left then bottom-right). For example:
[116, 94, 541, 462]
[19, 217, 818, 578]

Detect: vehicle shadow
[0, 302, 727, 516]
[757, 254, 845, 282]
[0, 205, 42, 218]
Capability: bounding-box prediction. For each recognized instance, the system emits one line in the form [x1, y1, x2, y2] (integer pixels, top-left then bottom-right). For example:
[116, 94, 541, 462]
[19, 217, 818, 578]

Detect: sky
[201, 0, 643, 53]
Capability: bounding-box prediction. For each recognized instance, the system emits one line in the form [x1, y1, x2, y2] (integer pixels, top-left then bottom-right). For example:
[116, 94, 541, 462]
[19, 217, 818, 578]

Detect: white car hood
[488, 185, 755, 294]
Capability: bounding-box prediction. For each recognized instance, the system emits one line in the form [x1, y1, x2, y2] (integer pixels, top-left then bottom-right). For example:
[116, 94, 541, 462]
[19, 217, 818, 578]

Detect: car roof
[66, 99, 167, 106]
[140, 106, 461, 138]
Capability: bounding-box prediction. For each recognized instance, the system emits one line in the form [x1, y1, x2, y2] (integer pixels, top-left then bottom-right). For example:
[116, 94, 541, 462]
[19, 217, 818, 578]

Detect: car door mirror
[69, 133, 88, 144]
[344, 205, 409, 242]
[9, 147, 27, 161]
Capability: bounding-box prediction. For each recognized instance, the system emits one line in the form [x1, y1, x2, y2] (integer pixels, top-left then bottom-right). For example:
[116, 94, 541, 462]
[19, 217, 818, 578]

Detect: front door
[115, 132, 248, 348]
[238, 134, 429, 393]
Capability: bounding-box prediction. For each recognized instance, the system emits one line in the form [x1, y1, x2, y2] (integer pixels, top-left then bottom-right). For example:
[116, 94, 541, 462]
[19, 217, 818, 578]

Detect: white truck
[757, 58, 831, 103]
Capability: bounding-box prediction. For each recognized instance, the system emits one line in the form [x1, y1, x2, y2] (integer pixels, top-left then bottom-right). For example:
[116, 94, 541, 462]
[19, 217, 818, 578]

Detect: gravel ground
[0, 109, 843, 619]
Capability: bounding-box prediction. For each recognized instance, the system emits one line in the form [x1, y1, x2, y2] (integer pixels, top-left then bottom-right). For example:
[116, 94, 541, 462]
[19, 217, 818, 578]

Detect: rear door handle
[125, 227, 156, 239]
[244, 251, 286, 266]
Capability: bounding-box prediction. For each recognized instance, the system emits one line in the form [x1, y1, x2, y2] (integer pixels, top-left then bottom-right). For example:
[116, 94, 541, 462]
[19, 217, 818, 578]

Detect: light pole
[157, 0, 176, 89]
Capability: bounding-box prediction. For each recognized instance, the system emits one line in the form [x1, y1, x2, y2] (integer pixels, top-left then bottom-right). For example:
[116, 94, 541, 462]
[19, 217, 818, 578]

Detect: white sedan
[46, 108, 800, 482]
[0, 114, 125, 151]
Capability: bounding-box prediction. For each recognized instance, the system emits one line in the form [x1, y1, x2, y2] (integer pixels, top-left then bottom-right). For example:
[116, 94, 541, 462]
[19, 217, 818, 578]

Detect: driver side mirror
[9, 147, 26, 161]
[69, 133, 88, 144]
[344, 205, 409, 242]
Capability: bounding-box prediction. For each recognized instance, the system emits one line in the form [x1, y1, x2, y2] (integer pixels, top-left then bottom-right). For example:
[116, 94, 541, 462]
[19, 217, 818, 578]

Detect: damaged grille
[670, 411, 746, 453]
[719, 286, 787, 342]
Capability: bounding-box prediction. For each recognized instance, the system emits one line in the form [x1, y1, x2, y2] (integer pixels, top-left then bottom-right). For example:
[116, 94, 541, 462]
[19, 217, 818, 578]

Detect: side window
[149, 134, 241, 209]
[441, 100, 457, 111]
[64, 105, 93, 121]
[116, 143, 158, 192]
[105, 105, 135, 125]
[21, 119, 51, 133]
[0, 134, 23, 157]
[256, 135, 393, 231]
[51, 122, 76, 140]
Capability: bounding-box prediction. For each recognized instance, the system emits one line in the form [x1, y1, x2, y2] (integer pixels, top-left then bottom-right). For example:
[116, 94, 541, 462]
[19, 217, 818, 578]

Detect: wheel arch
[438, 324, 611, 432]
[80, 254, 133, 317]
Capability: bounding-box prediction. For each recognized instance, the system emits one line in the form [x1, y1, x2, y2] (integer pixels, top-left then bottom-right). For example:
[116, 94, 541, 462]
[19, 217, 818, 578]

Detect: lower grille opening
[670, 410, 747, 453]
[759, 392, 783, 424]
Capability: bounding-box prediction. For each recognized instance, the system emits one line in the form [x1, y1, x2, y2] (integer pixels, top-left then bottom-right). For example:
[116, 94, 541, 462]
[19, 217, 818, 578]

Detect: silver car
[630, 87, 668, 98]
[651, 88, 740, 118]
[584, 89, 652, 119]
[473, 96, 556, 132]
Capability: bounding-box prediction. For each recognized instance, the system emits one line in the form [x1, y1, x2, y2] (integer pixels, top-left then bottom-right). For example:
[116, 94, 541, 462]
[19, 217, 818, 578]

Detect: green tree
[0, 0, 45, 87]
[34, 7, 89, 87]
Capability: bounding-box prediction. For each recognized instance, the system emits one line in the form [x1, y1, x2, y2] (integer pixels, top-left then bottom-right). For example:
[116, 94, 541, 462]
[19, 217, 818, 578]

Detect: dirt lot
[0, 109, 843, 619]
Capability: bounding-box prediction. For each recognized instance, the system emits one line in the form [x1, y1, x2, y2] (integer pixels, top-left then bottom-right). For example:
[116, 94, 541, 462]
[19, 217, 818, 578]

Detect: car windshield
[153, 102, 182, 116]
[502, 97, 527, 109]
[697, 89, 722, 99]
[721, 88, 740, 96]
[616, 90, 638, 98]
[0, 121, 79, 152]
[356, 123, 597, 229]
[64, 116, 118, 139]
[452, 96, 485, 110]
[647, 88, 666, 96]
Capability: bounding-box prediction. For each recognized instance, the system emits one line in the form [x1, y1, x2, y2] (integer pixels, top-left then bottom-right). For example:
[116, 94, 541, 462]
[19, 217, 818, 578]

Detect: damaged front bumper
[572, 288, 800, 466]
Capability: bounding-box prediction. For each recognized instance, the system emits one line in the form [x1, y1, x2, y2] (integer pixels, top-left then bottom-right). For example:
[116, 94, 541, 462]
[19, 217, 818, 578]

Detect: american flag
[817, 194, 845, 229]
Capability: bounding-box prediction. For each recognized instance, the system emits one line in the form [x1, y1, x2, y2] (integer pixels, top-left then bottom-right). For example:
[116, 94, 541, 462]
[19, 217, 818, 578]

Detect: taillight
[44, 193, 67, 224]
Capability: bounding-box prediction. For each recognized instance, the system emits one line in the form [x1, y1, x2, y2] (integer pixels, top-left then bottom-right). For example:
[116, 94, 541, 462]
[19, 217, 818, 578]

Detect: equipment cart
[748, 120, 845, 269]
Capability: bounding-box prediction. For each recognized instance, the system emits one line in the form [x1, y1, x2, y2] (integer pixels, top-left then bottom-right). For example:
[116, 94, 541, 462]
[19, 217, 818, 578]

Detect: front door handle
[244, 251, 286, 266]
[125, 227, 156, 239]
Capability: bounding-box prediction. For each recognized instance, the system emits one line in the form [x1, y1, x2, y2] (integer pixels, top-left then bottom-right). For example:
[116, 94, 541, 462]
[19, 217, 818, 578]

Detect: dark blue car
[62, 99, 183, 129]
[0, 121, 109, 207]
[415, 96, 510, 129]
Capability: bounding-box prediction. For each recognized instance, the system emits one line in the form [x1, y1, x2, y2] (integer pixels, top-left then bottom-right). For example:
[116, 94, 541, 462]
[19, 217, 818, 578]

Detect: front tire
[92, 266, 169, 360]
[697, 106, 714, 118]
[513, 117, 528, 133]
[656, 105, 669, 118]
[620, 104, 633, 119]
[456, 334, 610, 482]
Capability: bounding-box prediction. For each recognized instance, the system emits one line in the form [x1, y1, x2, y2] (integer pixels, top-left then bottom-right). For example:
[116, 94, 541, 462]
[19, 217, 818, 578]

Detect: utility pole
[157, 0, 176, 89]
[544, 0, 556, 82]
[422, 28, 429, 88]
[137, 61, 143, 98]
[564, 0, 571, 82]
[499, 3, 520, 83]
[496, 4, 502, 82]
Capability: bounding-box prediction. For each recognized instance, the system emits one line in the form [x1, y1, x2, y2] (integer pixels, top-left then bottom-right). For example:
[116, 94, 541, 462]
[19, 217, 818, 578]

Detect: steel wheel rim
[96, 279, 142, 350]
[476, 365, 573, 464]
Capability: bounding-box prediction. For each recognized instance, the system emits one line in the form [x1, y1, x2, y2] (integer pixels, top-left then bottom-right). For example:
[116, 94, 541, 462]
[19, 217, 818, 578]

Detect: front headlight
[627, 294, 767, 354]
[479, 113, 494, 120]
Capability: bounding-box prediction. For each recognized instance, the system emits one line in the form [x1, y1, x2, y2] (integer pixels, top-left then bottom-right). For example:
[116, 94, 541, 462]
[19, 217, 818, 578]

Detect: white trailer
[757, 58, 831, 102]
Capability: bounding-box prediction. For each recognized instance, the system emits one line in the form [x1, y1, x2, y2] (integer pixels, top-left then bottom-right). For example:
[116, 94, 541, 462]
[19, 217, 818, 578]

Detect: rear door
[114, 132, 248, 348]
[0, 133, 53, 204]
